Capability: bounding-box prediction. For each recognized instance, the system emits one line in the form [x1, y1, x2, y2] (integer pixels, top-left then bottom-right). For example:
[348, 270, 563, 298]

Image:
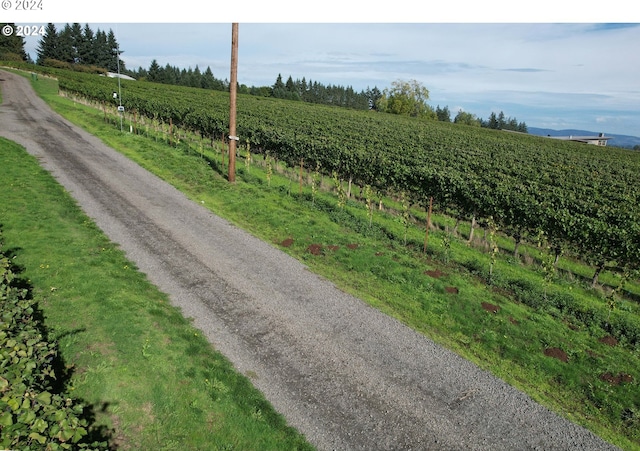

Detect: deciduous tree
[376, 79, 434, 119]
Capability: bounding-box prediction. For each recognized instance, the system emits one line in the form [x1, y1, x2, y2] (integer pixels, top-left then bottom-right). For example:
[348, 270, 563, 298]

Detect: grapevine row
[56, 70, 640, 276]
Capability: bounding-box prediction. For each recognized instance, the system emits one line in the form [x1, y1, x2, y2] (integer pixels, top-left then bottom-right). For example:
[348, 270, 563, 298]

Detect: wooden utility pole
[228, 23, 239, 183]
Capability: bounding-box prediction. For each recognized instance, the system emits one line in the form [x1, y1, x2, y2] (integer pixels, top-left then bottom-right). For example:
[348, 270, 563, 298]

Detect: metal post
[228, 23, 239, 183]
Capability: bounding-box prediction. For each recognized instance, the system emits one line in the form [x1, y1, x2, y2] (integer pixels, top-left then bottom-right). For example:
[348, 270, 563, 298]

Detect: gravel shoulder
[0, 69, 621, 450]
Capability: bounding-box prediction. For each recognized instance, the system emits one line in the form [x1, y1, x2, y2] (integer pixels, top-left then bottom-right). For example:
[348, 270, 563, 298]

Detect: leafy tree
[376, 79, 434, 118]
[454, 110, 481, 127]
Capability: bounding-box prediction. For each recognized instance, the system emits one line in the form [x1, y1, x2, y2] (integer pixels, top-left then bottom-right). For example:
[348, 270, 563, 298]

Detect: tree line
[130, 61, 228, 91]
[35, 23, 124, 73]
[373, 79, 527, 132]
[126, 65, 382, 112]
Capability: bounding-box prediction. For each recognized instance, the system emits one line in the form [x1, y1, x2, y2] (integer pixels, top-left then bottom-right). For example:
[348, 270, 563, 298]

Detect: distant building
[548, 132, 611, 146]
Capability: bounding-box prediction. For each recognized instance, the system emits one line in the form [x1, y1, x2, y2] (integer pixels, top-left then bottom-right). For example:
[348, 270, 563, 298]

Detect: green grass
[3, 70, 640, 450]
[0, 135, 314, 450]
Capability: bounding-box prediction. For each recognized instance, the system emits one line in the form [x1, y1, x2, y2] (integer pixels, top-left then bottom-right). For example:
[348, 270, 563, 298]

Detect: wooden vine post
[424, 196, 433, 253]
[299, 158, 304, 195]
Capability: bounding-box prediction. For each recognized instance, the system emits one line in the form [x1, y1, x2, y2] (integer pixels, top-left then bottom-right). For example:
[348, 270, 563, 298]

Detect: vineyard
[51, 69, 640, 288]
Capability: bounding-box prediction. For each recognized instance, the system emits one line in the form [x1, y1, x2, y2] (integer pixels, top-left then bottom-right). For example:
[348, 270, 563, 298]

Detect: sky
[10, 4, 640, 137]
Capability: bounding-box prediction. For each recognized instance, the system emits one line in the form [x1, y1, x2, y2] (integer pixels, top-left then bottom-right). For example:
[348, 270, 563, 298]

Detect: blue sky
[13, 5, 640, 136]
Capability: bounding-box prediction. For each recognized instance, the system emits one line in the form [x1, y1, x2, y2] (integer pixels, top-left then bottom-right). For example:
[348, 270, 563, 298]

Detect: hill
[528, 127, 640, 149]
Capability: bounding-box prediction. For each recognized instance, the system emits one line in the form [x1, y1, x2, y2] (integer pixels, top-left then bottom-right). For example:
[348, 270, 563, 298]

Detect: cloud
[20, 22, 640, 136]
[502, 68, 549, 73]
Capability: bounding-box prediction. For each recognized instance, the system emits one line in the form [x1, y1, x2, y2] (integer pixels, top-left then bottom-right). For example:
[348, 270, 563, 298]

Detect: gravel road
[0, 69, 621, 450]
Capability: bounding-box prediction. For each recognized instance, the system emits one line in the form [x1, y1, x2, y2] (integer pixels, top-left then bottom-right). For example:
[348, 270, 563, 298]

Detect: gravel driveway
[0, 69, 620, 450]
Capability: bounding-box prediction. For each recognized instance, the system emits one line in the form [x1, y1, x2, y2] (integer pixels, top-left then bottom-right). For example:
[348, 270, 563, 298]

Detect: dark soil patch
[445, 286, 459, 294]
[307, 244, 323, 255]
[425, 269, 445, 279]
[599, 335, 618, 347]
[280, 237, 294, 248]
[347, 243, 359, 250]
[326, 245, 340, 252]
[544, 347, 568, 363]
[481, 302, 500, 314]
[508, 316, 519, 325]
[599, 372, 633, 386]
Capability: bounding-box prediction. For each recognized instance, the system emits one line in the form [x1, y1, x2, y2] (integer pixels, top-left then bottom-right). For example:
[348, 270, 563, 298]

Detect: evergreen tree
[36, 23, 59, 64]
[69, 23, 83, 63]
[366, 86, 382, 110]
[148, 59, 161, 81]
[56, 24, 76, 64]
[272, 73, 287, 98]
[497, 111, 506, 129]
[78, 23, 96, 65]
[106, 29, 122, 72]
[162, 63, 177, 84]
[0, 23, 29, 61]
[201, 66, 216, 89]
[435, 105, 451, 122]
[487, 112, 499, 129]
[93, 29, 110, 69]
[191, 65, 202, 88]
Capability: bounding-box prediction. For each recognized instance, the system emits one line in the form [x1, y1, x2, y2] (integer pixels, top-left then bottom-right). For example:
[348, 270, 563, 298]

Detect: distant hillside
[528, 127, 640, 149]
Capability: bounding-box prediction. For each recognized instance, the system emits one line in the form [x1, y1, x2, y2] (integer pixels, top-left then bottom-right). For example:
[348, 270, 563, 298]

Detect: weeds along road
[0, 70, 620, 451]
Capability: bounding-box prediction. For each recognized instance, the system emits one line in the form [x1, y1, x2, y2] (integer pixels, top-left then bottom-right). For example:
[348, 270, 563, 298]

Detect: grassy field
[2, 70, 639, 450]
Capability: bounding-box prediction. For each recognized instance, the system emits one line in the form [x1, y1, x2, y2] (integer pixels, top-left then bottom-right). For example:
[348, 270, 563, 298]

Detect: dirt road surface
[0, 69, 620, 450]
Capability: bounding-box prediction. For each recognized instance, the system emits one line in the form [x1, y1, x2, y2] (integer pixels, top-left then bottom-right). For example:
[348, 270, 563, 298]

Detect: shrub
[0, 237, 109, 450]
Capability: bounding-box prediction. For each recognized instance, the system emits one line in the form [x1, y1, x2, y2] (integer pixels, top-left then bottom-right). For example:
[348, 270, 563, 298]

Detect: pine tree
[78, 23, 96, 65]
[147, 59, 160, 81]
[436, 105, 451, 122]
[36, 23, 59, 64]
[93, 29, 110, 69]
[106, 29, 122, 72]
[0, 23, 29, 61]
[56, 24, 76, 64]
